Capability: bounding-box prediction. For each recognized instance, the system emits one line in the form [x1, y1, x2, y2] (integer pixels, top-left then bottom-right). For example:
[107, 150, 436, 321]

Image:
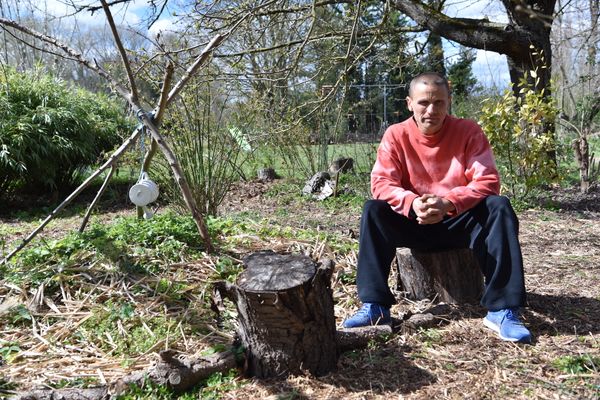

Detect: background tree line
[0, 0, 598, 210]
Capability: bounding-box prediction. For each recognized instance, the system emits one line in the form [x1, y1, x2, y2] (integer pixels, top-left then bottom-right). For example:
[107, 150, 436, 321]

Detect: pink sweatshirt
[371, 115, 500, 217]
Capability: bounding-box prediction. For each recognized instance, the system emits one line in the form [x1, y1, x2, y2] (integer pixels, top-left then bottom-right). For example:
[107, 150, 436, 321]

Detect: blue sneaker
[343, 303, 391, 328]
[483, 308, 532, 343]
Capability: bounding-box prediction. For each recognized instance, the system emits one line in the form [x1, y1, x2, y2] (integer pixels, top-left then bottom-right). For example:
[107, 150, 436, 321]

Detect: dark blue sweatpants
[356, 196, 526, 311]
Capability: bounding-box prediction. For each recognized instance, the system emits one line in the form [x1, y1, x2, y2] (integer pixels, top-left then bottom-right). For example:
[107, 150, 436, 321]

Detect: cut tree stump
[396, 248, 484, 304]
[329, 157, 354, 174]
[257, 167, 277, 181]
[214, 251, 337, 378]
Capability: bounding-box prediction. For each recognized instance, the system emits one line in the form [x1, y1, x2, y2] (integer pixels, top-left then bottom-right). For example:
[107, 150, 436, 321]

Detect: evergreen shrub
[0, 67, 133, 198]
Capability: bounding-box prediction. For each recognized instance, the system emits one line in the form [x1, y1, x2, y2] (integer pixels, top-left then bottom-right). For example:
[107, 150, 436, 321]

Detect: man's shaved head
[408, 72, 451, 97]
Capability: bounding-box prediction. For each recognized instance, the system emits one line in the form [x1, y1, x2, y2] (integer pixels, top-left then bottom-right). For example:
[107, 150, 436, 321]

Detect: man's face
[406, 82, 451, 135]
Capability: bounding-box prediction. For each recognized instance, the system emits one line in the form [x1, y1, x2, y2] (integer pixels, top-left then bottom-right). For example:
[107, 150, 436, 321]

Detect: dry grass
[1, 181, 599, 399]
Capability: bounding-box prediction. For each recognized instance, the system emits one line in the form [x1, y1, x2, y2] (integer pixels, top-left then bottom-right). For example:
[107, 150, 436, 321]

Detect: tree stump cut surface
[216, 251, 337, 378]
[396, 248, 484, 304]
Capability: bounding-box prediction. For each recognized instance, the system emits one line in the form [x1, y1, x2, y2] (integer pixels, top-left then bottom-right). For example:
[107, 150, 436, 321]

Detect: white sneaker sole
[483, 317, 520, 342]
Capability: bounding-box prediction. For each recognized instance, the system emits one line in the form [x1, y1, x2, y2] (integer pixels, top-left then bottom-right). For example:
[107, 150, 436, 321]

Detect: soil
[218, 180, 600, 399]
[1, 180, 600, 399]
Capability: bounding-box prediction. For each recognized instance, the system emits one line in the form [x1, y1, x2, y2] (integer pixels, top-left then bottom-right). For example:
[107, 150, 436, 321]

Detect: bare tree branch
[100, 0, 139, 103]
[137, 61, 174, 218]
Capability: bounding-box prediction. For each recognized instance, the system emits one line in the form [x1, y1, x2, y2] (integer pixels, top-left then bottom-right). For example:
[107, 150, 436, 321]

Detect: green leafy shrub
[0, 67, 133, 197]
[479, 69, 558, 200]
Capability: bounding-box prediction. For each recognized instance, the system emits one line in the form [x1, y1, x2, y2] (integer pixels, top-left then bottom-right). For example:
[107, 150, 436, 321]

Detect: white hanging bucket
[129, 172, 159, 207]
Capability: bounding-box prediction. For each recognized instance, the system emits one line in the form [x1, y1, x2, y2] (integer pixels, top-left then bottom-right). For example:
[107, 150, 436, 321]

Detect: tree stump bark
[396, 248, 484, 304]
[214, 251, 337, 378]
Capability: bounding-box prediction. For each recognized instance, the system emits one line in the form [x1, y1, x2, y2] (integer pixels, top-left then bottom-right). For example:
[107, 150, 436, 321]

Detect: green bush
[0, 67, 133, 197]
[479, 69, 558, 200]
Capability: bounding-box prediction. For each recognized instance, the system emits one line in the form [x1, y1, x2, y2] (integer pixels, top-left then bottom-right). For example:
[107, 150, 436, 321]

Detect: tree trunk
[396, 248, 484, 304]
[214, 251, 338, 378]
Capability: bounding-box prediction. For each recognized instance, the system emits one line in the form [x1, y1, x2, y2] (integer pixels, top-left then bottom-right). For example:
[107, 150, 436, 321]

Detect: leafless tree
[553, 0, 600, 192]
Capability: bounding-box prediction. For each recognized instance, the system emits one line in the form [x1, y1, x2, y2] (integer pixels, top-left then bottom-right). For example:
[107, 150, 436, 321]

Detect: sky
[30, 0, 512, 90]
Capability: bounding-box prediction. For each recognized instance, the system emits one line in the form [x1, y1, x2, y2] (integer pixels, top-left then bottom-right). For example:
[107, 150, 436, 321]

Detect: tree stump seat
[395, 248, 484, 304]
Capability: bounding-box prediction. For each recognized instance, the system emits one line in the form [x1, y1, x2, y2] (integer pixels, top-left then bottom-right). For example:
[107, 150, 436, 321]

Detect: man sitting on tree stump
[343, 72, 532, 344]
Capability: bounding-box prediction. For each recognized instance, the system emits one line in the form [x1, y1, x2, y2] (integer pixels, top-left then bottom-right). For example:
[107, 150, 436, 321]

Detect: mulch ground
[1, 180, 599, 399]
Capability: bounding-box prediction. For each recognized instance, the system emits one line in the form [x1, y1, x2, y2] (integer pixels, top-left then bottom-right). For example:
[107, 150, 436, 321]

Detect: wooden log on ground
[337, 324, 392, 352]
[114, 349, 237, 393]
[214, 251, 337, 378]
[396, 248, 484, 304]
[10, 350, 237, 400]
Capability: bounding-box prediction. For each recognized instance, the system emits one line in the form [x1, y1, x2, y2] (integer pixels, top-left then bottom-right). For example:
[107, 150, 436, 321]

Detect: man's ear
[406, 96, 413, 112]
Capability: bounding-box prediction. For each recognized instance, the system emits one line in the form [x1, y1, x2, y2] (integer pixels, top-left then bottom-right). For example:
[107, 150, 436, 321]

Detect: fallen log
[113, 349, 237, 393]
[8, 349, 237, 400]
[337, 324, 393, 353]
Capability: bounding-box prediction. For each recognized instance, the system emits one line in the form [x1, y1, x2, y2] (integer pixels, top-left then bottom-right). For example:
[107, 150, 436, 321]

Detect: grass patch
[552, 354, 600, 374]
[78, 299, 180, 358]
[115, 369, 243, 400]
[241, 142, 377, 180]
[50, 377, 100, 389]
[3, 211, 210, 286]
[418, 328, 444, 347]
[0, 341, 21, 364]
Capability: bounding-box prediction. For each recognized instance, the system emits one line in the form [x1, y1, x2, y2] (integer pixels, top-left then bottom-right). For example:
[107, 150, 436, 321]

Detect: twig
[79, 165, 115, 233]
[165, 34, 226, 105]
[137, 62, 174, 219]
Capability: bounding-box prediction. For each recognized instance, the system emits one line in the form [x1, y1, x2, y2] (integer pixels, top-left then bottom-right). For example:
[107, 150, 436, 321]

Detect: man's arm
[443, 125, 500, 215]
[370, 131, 419, 217]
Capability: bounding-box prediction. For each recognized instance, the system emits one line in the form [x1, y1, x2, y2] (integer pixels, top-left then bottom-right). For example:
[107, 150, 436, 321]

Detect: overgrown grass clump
[2, 212, 207, 285]
[115, 369, 241, 400]
[552, 354, 600, 374]
[77, 299, 180, 357]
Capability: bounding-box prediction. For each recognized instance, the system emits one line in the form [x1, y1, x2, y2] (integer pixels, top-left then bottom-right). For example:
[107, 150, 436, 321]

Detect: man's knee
[482, 195, 519, 228]
[484, 195, 514, 212]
